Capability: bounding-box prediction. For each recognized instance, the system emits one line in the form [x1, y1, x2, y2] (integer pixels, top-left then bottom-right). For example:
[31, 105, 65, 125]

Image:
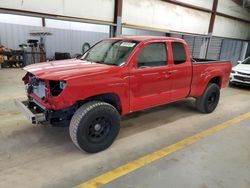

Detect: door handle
[168, 70, 178, 74]
[142, 72, 159, 77]
[164, 70, 178, 75]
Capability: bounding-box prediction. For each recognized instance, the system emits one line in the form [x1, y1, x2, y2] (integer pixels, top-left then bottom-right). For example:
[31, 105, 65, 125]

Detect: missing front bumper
[14, 99, 46, 124]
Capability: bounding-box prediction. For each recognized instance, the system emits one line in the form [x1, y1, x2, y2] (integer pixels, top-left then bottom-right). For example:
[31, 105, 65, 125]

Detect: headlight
[49, 80, 66, 96]
[231, 70, 236, 74]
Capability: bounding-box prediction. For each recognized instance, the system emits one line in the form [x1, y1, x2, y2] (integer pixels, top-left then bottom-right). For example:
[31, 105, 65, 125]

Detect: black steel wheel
[87, 116, 111, 143]
[69, 101, 120, 153]
[196, 83, 220, 113]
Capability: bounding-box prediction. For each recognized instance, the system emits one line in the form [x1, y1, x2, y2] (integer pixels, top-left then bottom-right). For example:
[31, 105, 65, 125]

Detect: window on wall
[45, 19, 109, 33]
[172, 42, 186, 64]
[137, 43, 167, 68]
[0, 13, 42, 26]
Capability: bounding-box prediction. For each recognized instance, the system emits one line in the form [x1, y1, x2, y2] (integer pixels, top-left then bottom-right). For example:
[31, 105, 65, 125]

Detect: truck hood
[23, 59, 118, 80]
[233, 64, 250, 74]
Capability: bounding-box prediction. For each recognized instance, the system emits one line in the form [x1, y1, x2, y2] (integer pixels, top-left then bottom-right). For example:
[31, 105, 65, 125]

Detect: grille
[234, 75, 250, 82]
[238, 72, 250, 76]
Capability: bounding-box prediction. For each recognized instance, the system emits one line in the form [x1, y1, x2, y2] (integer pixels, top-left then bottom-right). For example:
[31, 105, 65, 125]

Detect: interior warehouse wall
[213, 16, 250, 40]
[1, 0, 250, 40]
[213, 0, 250, 39]
[45, 27, 109, 58]
[122, 0, 211, 35]
[0, 0, 115, 23]
[122, 27, 166, 36]
[44, 19, 109, 58]
[220, 39, 249, 66]
[0, 14, 109, 59]
[170, 33, 249, 64]
[122, 0, 250, 40]
[180, 35, 223, 60]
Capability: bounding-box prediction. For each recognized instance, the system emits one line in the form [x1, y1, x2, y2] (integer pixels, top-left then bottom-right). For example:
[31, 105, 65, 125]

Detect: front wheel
[196, 83, 220, 113]
[69, 101, 120, 153]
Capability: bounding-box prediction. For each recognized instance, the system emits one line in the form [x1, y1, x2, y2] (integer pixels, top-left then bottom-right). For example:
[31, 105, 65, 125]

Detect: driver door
[129, 41, 173, 112]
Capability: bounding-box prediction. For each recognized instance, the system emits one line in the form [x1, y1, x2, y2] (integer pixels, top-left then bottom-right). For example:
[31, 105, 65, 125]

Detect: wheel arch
[77, 93, 122, 114]
[208, 76, 222, 88]
[191, 75, 223, 98]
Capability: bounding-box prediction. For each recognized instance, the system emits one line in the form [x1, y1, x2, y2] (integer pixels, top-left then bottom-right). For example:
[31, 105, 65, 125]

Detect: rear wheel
[196, 83, 220, 113]
[69, 101, 120, 153]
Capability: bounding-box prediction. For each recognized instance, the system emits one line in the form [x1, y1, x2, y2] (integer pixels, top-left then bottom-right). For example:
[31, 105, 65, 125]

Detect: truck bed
[190, 60, 232, 97]
[192, 58, 230, 64]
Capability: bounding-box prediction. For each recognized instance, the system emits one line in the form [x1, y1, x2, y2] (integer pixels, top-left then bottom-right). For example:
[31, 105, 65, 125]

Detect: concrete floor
[0, 68, 250, 188]
[103, 120, 250, 188]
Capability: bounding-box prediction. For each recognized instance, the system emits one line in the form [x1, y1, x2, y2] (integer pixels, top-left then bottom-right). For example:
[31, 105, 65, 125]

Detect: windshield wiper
[94, 61, 118, 66]
[94, 61, 105, 64]
[106, 63, 118, 66]
[82, 59, 118, 66]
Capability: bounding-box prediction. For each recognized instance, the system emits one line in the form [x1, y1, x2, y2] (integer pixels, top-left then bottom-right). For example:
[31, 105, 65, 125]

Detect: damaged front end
[16, 72, 76, 126]
[14, 99, 46, 124]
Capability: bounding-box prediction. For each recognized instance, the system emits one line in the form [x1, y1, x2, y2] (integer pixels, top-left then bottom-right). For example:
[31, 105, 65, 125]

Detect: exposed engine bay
[27, 76, 46, 99]
[19, 72, 76, 127]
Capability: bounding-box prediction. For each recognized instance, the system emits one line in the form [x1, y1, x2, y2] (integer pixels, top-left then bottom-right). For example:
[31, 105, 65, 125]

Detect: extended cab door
[169, 42, 192, 101]
[129, 41, 173, 112]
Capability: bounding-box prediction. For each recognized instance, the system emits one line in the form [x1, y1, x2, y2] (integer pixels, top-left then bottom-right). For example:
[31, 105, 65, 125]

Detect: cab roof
[110, 36, 185, 43]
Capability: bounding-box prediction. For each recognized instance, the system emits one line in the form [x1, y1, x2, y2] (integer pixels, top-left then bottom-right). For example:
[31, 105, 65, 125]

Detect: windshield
[81, 40, 138, 66]
[242, 56, 250, 65]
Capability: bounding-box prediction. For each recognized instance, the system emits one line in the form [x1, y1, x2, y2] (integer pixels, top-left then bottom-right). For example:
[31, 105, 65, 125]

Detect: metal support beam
[113, 0, 123, 37]
[42, 17, 46, 27]
[240, 42, 248, 60]
[205, 0, 218, 59]
[109, 25, 115, 38]
[199, 37, 210, 59]
[208, 0, 218, 35]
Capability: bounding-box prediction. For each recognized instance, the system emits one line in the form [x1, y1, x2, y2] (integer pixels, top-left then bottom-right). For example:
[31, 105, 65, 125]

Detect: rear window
[172, 42, 186, 65]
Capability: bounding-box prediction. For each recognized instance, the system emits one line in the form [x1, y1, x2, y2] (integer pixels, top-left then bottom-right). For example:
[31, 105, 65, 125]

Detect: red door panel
[129, 41, 173, 112]
[169, 42, 192, 101]
[130, 66, 172, 111]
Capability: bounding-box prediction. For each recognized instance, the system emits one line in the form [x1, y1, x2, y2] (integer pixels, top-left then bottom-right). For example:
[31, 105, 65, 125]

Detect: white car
[230, 56, 250, 86]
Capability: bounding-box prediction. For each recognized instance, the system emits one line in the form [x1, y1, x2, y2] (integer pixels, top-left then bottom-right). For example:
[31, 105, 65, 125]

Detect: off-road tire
[69, 101, 120, 153]
[196, 83, 220, 113]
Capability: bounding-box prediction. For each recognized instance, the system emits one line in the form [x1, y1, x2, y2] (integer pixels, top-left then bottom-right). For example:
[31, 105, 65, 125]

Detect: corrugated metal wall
[45, 28, 108, 58]
[0, 22, 109, 58]
[0, 21, 248, 64]
[192, 37, 204, 58]
[207, 37, 223, 60]
[219, 39, 244, 66]
[0, 23, 39, 49]
[182, 35, 205, 58]
[177, 35, 247, 63]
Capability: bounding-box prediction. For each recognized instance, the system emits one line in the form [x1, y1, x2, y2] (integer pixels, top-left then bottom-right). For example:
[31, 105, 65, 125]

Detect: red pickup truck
[15, 36, 231, 153]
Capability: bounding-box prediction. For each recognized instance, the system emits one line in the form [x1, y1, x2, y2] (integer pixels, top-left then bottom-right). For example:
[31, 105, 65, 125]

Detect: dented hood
[23, 59, 117, 80]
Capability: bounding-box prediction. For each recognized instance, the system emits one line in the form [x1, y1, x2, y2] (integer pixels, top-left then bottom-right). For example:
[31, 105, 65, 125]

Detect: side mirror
[237, 60, 242, 64]
[82, 42, 90, 54]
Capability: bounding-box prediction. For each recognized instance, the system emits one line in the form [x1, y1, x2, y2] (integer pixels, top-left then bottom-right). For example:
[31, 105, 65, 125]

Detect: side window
[172, 42, 186, 65]
[137, 43, 167, 68]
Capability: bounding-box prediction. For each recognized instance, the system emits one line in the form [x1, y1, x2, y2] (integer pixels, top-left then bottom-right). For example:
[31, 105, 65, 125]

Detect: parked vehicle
[230, 56, 250, 86]
[15, 36, 232, 153]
